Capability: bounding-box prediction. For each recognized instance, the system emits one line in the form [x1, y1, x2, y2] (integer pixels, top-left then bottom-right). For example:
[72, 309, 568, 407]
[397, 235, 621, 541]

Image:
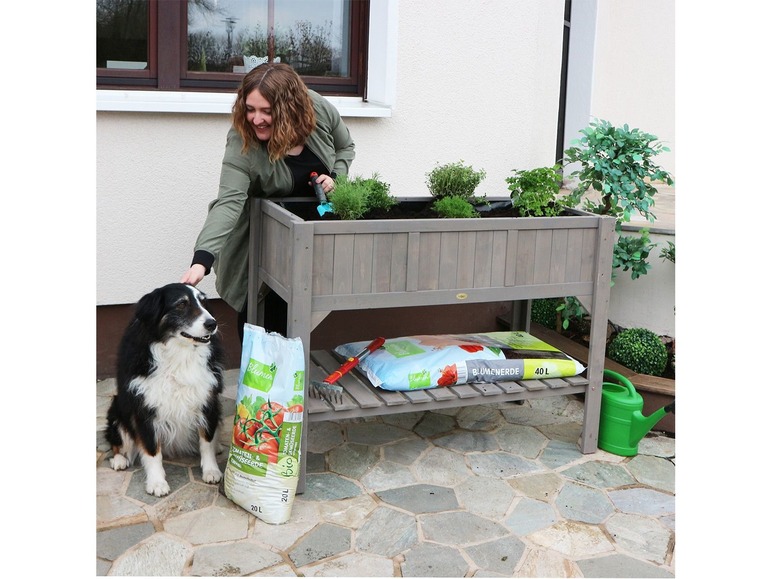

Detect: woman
[181, 63, 356, 339]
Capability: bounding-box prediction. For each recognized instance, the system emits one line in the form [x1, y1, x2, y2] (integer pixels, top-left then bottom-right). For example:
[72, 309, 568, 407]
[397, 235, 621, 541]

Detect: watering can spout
[630, 401, 675, 447]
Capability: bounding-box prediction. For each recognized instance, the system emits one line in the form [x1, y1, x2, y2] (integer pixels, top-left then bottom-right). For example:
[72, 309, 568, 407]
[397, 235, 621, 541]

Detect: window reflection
[187, 0, 350, 76]
[96, 0, 149, 69]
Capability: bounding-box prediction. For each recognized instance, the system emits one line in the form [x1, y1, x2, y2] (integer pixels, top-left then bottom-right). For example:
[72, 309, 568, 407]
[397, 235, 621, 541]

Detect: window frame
[97, 0, 370, 97]
[96, 0, 158, 86]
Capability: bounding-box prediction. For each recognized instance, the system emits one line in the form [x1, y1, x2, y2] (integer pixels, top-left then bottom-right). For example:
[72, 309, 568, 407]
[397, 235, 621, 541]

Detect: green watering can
[598, 369, 675, 456]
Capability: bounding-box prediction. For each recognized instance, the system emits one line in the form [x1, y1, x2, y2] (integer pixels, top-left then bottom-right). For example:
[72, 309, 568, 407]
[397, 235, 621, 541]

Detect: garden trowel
[310, 172, 333, 216]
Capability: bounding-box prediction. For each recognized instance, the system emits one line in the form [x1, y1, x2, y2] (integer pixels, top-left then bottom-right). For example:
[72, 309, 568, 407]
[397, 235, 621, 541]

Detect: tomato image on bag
[224, 324, 305, 525]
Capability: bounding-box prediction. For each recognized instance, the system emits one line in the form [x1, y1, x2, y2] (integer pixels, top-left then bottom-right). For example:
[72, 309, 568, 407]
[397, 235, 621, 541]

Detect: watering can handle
[602, 369, 637, 398]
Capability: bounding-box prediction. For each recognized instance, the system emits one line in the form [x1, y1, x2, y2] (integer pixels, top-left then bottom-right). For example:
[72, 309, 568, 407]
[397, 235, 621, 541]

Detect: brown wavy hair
[232, 63, 316, 161]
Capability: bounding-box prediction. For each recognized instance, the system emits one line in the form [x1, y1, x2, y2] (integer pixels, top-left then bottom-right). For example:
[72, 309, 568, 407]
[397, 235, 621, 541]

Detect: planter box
[248, 198, 616, 491]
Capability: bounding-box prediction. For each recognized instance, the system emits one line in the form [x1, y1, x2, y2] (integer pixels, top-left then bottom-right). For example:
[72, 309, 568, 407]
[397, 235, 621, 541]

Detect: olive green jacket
[194, 90, 355, 311]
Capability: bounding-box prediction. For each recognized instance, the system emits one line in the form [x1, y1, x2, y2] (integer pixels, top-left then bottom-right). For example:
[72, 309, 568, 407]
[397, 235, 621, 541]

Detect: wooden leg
[510, 300, 532, 332]
[579, 378, 601, 453]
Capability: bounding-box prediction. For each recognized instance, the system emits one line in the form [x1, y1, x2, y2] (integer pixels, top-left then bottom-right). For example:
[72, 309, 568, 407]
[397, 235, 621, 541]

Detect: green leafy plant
[613, 229, 655, 280]
[328, 173, 396, 220]
[361, 172, 398, 212]
[426, 161, 486, 201]
[328, 175, 369, 220]
[506, 164, 571, 217]
[531, 296, 588, 332]
[563, 119, 674, 279]
[660, 241, 675, 264]
[556, 296, 588, 331]
[530, 298, 562, 330]
[432, 195, 480, 218]
[563, 119, 673, 221]
[607, 327, 668, 376]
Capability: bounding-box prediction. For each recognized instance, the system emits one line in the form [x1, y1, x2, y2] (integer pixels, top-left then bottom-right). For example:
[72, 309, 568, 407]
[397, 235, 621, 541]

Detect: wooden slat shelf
[307, 350, 588, 422]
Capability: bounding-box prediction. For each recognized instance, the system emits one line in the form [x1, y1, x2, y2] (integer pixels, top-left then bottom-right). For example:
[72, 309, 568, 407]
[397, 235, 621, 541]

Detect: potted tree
[535, 119, 675, 341]
[557, 119, 676, 434]
[563, 119, 674, 280]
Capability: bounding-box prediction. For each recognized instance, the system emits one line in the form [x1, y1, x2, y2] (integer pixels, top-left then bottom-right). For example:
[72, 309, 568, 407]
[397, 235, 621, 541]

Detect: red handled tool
[324, 337, 386, 383]
[310, 337, 386, 403]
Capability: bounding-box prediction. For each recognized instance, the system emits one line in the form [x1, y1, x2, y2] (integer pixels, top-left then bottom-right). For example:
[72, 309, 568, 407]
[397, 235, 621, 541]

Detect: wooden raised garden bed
[247, 197, 616, 492]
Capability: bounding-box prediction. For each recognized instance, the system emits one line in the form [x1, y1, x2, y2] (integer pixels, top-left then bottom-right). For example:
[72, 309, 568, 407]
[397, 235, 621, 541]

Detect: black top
[283, 146, 329, 196]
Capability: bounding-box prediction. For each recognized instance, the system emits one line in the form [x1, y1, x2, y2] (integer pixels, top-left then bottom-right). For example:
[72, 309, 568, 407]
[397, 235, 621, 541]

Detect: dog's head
[134, 283, 218, 344]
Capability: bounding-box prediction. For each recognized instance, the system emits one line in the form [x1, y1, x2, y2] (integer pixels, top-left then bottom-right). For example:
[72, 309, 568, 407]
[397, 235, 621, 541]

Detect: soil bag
[334, 331, 585, 391]
[224, 324, 305, 524]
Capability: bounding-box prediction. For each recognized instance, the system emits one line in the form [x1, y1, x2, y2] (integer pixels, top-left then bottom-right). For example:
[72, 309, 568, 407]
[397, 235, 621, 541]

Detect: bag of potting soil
[224, 324, 305, 524]
[334, 331, 584, 391]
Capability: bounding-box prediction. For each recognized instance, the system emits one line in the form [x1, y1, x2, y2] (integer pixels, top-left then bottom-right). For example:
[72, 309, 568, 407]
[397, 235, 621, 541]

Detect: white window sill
[95, 90, 392, 118]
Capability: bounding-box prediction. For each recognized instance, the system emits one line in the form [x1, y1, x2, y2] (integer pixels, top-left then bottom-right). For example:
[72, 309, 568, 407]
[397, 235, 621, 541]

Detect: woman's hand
[310, 173, 335, 194]
[180, 264, 206, 286]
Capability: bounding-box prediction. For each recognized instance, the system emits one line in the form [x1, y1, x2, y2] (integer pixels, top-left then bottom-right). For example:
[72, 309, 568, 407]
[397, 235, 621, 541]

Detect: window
[96, 0, 369, 96]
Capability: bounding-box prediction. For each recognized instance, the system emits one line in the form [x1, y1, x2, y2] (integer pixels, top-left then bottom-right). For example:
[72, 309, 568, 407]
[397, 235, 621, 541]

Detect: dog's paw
[110, 454, 129, 471]
[145, 478, 171, 497]
[202, 467, 223, 484]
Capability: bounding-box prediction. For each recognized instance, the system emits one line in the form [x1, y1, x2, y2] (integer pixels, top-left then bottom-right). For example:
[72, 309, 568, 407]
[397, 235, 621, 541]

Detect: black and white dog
[106, 283, 226, 497]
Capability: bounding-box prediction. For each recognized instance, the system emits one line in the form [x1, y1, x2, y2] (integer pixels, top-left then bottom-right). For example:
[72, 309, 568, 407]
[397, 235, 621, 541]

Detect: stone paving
[97, 370, 675, 577]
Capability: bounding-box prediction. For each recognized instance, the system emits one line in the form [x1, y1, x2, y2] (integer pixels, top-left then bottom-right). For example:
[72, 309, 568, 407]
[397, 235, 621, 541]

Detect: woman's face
[245, 89, 272, 141]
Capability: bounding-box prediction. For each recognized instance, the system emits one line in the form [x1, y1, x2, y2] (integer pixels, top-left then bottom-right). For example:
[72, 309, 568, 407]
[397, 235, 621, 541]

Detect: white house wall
[97, 0, 675, 338]
[607, 231, 675, 337]
[591, 0, 675, 175]
[591, 0, 676, 337]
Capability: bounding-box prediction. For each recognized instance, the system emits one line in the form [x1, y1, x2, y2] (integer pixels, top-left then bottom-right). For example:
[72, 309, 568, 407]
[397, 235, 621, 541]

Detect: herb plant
[426, 161, 486, 201]
[506, 164, 570, 217]
[361, 173, 398, 212]
[328, 175, 369, 220]
[432, 195, 480, 218]
[328, 173, 397, 220]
